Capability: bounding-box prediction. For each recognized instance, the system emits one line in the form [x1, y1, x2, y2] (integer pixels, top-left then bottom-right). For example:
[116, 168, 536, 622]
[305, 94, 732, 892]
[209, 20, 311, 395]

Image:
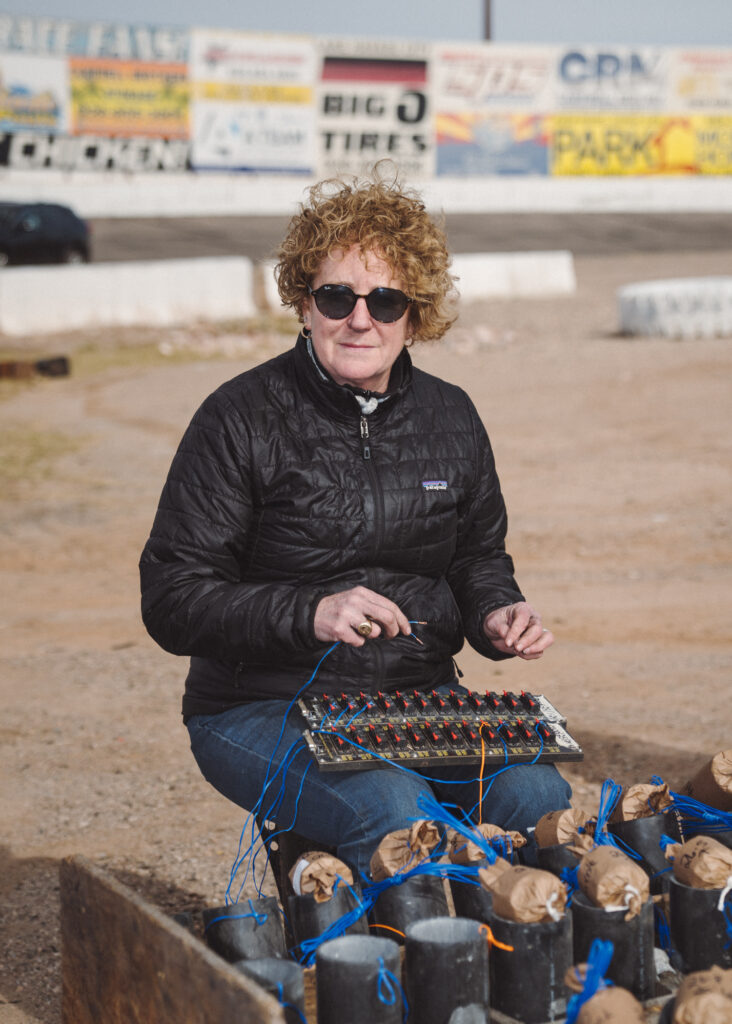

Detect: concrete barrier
[451, 251, 576, 299]
[618, 276, 732, 339]
[0, 256, 255, 336]
[3, 168, 732, 218]
[0, 249, 575, 336]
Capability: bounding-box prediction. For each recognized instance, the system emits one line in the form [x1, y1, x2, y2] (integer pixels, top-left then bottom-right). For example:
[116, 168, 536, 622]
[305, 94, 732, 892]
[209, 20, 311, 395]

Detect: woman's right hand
[313, 586, 411, 647]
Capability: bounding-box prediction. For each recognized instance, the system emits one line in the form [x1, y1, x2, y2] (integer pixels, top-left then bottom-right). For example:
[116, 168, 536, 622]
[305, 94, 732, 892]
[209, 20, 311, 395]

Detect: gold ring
[356, 620, 373, 638]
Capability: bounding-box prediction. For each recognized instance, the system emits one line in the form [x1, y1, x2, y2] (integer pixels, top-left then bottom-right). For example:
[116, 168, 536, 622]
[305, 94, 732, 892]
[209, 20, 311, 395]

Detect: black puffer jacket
[140, 334, 524, 717]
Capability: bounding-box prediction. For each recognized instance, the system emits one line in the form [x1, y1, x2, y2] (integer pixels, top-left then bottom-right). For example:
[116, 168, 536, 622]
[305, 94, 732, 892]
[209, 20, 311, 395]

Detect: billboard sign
[555, 46, 669, 111]
[0, 52, 68, 133]
[190, 29, 316, 172]
[317, 37, 432, 178]
[70, 57, 188, 138]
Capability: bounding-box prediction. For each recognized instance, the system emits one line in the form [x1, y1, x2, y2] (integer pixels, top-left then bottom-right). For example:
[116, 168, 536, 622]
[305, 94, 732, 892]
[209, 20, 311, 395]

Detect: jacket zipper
[359, 414, 371, 460]
[359, 413, 386, 688]
[359, 413, 385, 552]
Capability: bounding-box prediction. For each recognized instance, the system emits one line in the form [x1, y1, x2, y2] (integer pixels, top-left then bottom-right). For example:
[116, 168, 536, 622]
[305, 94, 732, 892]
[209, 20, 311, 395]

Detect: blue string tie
[560, 864, 580, 905]
[591, 779, 642, 860]
[565, 938, 614, 1024]
[377, 956, 409, 1023]
[653, 902, 675, 957]
[363, 858, 482, 905]
[294, 878, 371, 966]
[204, 897, 268, 932]
[718, 880, 732, 948]
[413, 792, 500, 865]
[276, 981, 308, 1024]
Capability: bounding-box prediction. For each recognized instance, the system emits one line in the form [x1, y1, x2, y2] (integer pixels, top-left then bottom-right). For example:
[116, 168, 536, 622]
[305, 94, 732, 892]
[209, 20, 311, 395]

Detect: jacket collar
[294, 331, 413, 420]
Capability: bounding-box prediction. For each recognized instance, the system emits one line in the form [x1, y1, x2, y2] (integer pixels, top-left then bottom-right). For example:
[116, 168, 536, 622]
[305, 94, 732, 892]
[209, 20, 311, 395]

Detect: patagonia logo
[422, 480, 448, 491]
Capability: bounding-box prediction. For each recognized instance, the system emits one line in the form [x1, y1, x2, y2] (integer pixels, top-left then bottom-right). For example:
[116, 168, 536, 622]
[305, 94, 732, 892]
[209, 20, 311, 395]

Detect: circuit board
[297, 688, 583, 772]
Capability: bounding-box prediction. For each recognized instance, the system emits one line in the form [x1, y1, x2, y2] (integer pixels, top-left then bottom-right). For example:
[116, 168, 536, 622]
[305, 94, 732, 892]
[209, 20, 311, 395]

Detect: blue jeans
[187, 693, 572, 878]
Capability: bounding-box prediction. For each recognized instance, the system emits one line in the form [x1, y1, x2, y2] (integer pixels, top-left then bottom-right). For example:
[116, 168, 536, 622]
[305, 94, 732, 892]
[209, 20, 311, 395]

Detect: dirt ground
[1, 246, 730, 1022]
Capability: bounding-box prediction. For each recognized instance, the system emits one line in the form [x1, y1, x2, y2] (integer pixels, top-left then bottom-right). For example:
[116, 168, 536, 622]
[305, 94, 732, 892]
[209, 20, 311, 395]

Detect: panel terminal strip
[297, 688, 582, 772]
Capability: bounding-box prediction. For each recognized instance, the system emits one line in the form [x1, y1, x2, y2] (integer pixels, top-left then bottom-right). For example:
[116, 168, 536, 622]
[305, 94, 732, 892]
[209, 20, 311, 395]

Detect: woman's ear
[301, 298, 311, 331]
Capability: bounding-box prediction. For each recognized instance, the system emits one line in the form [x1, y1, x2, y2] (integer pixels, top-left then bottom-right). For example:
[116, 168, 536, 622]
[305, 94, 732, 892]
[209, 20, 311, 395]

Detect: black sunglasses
[307, 284, 413, 323]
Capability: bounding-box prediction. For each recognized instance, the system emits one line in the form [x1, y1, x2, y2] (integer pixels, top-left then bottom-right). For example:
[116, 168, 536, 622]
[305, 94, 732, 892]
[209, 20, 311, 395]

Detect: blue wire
[248, 740, 312, 898]
[224, 641, 341, 905]
[412, 792, 499, 864]
[342, 702, 374, 728]
[467, 721, 545, 819]
[227, 738, 311, 904]
[253, 759, 314, 898]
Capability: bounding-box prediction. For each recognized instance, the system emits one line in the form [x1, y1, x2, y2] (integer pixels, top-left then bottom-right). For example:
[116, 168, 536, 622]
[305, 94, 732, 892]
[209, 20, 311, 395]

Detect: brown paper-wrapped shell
[671, 966, 732, 1023]
[490, 865, 567, 923]
[682, 750, 732, 812]
[535, 808, 594, 847]
[369, 819, 440, 881]
[577, 845, 650, 921]
[576, 986, 645, 1023]
[608, 781, 673, 822]
[569, 830, 598, 857]
[564, 963, 593, 994]
[289, 851, 354, 903]
[665, 834, 732, 890]
[477, 857, 512, 892]
[447, 822, 524, 864]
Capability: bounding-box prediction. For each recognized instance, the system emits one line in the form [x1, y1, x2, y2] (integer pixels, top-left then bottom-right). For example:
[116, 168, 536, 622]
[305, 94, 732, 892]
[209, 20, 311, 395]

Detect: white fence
[3, 170, 732, 219]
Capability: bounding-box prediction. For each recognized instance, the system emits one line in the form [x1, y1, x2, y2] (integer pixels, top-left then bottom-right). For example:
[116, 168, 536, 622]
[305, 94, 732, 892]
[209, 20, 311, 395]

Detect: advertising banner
[190, 29, 316, 171]
[555, 45, 670, 111]
[0, 13, 188, 61]
[1, 130, 190, 171]
[693, 115, 732, 173]
[433, 43, 556, 112]
[436, 111, 548, 175]
[671, 49, 732, 112]
[70, 58, 188, 138]
[0, 52, 68, 133]
[550, 114, 699, 175]
[317, 37, 432, 178]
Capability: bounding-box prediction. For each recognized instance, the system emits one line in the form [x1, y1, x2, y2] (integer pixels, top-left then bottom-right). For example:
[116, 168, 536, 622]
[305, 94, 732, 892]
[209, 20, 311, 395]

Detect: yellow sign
[70, 57, 189, 138]
[694, 116, 732, 174]
[550, 114, 699, 175]
[192, 81, 311, 104]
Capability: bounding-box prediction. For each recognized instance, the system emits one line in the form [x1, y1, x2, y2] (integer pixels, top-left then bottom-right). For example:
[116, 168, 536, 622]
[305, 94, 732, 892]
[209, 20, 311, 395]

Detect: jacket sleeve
[445, 393, 524, 659]
[139, 388, 325, 663]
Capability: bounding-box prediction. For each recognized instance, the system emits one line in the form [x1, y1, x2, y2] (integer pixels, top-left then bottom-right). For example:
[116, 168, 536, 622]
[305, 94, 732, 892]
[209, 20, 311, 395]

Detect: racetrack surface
[89, 211, 732, 262]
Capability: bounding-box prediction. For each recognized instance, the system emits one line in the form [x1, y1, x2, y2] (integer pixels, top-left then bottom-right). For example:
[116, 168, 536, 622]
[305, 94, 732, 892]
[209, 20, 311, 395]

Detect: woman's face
[303, 245, 410, 394]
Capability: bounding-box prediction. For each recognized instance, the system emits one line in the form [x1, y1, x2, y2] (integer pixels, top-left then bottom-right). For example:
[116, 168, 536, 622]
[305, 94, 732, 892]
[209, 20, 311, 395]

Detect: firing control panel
[298, 689, 583, 772]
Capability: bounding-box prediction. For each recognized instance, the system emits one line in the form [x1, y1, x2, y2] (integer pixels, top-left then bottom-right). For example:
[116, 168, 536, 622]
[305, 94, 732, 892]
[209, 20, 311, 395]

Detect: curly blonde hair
[274, 168, 457, 343]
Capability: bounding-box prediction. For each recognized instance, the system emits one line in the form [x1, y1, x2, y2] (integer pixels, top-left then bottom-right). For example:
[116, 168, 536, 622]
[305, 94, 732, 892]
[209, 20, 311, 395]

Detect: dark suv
[0, 202, 91, 266]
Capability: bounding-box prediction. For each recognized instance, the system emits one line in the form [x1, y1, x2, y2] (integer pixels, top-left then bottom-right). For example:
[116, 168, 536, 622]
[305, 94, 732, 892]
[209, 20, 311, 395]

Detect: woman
[140, 172, 571, 877]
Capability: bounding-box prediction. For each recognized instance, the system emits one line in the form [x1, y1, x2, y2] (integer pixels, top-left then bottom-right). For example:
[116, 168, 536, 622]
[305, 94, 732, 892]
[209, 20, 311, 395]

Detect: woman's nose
[348, 295, 373, 327]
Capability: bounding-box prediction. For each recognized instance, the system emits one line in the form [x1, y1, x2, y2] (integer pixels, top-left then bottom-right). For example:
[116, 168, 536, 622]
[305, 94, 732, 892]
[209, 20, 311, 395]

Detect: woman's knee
[481, 763, 572, 833]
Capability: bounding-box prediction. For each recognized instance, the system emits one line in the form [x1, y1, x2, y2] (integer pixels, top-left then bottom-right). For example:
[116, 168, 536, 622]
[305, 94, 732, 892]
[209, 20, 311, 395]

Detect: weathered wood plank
[60, 856, 286, 1024]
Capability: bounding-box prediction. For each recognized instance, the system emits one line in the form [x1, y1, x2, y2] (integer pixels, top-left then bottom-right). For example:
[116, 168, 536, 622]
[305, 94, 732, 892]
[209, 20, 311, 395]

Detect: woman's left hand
[483, 602, 554, 660]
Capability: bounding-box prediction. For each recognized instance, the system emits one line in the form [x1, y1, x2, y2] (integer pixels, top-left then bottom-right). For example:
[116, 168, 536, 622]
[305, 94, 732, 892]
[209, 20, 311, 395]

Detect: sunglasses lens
[366, 288, 410, 323]
[311, 285, 410, 323]
[314, 285, 357, 319]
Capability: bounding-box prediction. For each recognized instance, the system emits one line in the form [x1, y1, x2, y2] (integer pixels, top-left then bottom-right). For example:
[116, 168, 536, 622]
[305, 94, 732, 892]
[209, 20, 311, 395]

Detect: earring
[302, 325, 312, 339]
